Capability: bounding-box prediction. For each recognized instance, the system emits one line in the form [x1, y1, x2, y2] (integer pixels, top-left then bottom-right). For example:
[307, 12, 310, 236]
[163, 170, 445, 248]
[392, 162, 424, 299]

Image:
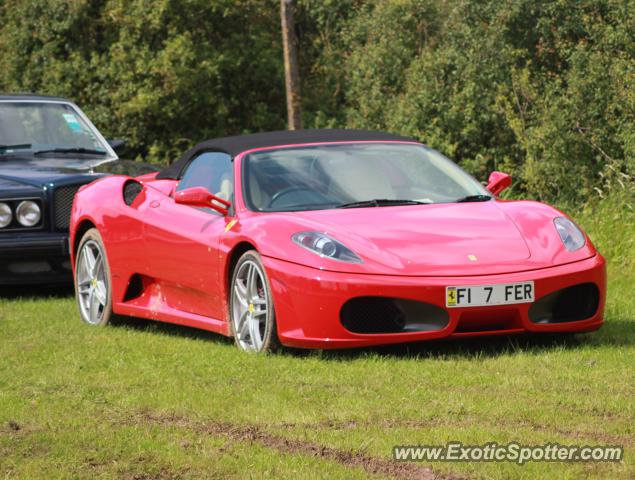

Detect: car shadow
[0, 285, 74, 299]
[316, 335, 584, 361]
[111, 315, 234, 346]
[109, 316, 635, 361]
[304, 320, 635, 361]
[2, 285, 631, 360]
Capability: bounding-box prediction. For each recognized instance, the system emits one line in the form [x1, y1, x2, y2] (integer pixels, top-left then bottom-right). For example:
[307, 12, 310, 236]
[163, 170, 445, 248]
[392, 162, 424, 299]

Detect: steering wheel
[267, 186, 320, 208]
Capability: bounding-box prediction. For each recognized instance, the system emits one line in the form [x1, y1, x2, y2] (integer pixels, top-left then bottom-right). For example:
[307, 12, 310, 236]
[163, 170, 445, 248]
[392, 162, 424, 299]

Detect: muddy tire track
[131, 411, 462, 480]
[282, 417, 634, 450]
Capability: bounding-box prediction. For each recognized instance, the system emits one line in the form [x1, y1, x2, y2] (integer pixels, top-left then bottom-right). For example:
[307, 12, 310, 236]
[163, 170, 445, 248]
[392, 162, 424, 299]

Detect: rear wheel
[75, 228, 114, 326]
[230, 250, 278, 353]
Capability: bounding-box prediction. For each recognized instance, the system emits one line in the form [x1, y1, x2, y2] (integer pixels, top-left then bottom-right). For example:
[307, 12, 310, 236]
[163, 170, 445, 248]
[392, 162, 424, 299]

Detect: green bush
[0, 0, 285, 163]
[1, 0, 632, 203]
[301, 0, 634, 202]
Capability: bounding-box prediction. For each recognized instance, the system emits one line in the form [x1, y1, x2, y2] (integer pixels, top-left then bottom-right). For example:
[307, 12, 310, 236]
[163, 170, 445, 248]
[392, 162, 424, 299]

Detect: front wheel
[230, 250, 278, 353]
[75, 228, 114, 326]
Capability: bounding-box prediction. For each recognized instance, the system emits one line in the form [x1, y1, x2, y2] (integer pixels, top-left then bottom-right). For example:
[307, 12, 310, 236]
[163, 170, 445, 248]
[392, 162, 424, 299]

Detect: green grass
[1, 193, 634, 479]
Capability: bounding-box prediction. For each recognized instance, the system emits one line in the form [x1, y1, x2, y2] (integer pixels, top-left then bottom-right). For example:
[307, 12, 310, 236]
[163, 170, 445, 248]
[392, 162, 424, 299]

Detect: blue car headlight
[16, 200, 41, 227]
[554, 217, 586, 252]
[292, 232, 362, 263]
[0, 202, 12, 228]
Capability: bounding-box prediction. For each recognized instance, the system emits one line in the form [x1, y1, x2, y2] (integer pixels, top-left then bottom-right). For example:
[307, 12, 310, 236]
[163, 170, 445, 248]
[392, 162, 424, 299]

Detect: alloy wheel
[76, 239, 108, 325]
[231, 259, 269, 351]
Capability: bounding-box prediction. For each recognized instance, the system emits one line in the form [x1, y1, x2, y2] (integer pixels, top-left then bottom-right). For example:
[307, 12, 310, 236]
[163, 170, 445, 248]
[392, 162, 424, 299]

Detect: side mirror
[107, 139, 126, 151]
[486, 171, 512, 196]
[174, 186, 231, 215]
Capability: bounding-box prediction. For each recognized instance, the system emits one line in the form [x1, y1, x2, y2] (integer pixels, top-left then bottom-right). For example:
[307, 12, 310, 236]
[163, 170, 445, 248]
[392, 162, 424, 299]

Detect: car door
[141, 151, 234, 320]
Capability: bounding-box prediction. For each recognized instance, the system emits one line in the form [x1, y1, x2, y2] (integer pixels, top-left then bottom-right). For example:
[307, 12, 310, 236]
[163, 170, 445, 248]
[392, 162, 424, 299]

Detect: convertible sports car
[69, 129, 605, 352]
[0, 94, 154, 285]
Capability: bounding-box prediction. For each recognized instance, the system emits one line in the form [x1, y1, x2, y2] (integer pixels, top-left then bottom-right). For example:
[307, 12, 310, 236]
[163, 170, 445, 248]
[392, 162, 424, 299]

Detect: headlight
[0, 202, 11, 228]
[292, 231, 362, 263]
[16, 200, 41, 227]
[554, 217, 585, 252]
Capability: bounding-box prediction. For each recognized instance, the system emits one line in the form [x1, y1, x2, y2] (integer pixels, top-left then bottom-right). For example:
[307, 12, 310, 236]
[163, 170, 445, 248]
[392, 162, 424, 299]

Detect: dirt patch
[125, 471, 187, 480]
[7, 420, 21, 431]
[520, 420, 634, 449]
[131, 411, 462, 480]
[0, 420, 39, 436]
[198, 422, 449, 480]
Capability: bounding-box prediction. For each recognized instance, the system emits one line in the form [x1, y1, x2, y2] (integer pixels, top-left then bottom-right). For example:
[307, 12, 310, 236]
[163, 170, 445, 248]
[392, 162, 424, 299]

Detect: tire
[229, 250, 279, 353]
[74, 228, 114, 326]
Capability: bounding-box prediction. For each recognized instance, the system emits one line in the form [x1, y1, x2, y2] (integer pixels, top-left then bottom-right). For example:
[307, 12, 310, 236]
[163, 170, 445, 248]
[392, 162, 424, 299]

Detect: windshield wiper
[0, 143, 31, 153]
[336, 198, 430, 209]
[454, 194, 492, 203]
[33, 147, 106, 156]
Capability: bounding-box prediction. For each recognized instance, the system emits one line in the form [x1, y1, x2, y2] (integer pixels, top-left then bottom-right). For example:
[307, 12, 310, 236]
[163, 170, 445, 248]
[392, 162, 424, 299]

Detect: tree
[281, 0, 302, 129]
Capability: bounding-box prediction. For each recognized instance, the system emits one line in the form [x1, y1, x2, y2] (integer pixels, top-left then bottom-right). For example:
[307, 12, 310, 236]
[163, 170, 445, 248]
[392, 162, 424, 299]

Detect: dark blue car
[0, 94, 154, 285]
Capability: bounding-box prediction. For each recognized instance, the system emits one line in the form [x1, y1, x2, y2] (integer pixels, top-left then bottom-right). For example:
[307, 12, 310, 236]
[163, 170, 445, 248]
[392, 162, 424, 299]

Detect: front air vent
[340, 297, 449, 334]
[123, 180, 143, 206]
[529, 283, 600, 324]
[53, 185, 82, 230]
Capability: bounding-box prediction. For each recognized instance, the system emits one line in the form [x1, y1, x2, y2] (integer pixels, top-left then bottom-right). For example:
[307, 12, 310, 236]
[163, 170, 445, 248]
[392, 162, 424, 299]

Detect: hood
[0, 157, 106, 187]
[250, 201, 595, 276]
[0, 157, 157, 190]
[0, 175, 44, 195]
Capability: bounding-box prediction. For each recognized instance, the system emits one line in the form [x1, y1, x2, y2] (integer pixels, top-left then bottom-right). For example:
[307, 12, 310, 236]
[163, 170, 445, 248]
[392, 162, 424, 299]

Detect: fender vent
[123, 181, 143, 206]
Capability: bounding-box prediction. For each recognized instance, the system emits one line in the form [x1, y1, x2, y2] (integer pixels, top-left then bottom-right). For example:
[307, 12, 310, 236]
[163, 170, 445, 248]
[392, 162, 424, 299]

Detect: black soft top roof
[157, 129, 416, 180]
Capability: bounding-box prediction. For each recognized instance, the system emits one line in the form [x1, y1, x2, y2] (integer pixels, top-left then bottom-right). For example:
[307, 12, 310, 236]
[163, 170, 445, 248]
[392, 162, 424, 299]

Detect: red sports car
[69, 130, 605, 352]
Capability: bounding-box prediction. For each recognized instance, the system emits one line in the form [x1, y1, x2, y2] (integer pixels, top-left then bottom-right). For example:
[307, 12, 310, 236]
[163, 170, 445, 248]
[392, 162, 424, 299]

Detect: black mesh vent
[123, 274, 144, 301]
[529, 283, 600, 324]
[123, 181, 143, 206]
[341, 297, 449, 334]
[53, 185, 82, 230]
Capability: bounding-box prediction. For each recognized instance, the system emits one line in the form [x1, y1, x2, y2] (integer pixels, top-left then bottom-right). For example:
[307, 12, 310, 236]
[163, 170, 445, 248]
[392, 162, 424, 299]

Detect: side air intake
[123, 181, 143, 206]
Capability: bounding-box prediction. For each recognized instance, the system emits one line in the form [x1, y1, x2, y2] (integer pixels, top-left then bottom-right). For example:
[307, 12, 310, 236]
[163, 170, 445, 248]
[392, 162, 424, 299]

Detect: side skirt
[114, 302, 231, 337]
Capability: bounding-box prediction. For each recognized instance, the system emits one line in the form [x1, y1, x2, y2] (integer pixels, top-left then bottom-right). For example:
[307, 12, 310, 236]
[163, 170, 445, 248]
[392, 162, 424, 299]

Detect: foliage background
[0, 0, 633, 203]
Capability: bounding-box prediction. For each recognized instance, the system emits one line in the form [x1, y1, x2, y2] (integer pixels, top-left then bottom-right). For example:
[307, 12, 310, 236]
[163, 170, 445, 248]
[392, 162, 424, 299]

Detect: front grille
[53, 185, 82, 230]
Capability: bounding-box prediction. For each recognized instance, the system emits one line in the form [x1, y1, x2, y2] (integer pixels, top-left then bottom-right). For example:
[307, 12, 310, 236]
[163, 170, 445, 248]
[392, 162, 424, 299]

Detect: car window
[176, 151, 234, 202]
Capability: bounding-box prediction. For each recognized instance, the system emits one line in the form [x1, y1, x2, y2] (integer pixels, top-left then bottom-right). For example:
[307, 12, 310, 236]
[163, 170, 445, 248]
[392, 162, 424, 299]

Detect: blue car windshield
[0, 102, 110, 157]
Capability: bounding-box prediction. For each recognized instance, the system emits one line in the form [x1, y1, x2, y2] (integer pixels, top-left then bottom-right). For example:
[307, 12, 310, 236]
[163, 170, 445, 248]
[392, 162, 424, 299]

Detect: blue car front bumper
[0, 233, 72, 285]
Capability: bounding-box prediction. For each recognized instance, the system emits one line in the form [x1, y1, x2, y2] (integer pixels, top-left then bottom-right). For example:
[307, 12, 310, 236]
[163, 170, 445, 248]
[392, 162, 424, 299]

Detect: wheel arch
[225, 241, 258, 293]
[224, 240, 280, 352]
[72, 219, 97, 263]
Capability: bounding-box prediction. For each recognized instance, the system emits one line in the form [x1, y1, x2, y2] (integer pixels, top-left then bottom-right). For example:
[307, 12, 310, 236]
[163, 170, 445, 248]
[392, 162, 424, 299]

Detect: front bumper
[263, 254, 606, 349]
[0, 233, 72, 284]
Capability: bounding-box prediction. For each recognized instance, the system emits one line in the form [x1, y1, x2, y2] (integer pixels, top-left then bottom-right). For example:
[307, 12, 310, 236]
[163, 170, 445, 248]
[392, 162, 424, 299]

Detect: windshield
[243, 143, 490, 212]
[0, 101, 111, 158]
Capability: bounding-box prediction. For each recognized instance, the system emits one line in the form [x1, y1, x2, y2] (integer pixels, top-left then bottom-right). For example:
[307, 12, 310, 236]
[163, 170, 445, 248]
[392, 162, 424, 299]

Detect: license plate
[445, 281, 534, 308]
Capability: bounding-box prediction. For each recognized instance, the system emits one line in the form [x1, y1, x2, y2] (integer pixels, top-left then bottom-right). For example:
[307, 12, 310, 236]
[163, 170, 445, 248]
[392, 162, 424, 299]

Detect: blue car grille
[53, 185, 82, 230]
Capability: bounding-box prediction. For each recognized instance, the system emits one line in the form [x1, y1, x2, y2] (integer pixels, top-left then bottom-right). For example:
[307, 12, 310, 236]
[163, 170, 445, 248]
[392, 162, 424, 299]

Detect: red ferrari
[69, 130, 605, 352]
